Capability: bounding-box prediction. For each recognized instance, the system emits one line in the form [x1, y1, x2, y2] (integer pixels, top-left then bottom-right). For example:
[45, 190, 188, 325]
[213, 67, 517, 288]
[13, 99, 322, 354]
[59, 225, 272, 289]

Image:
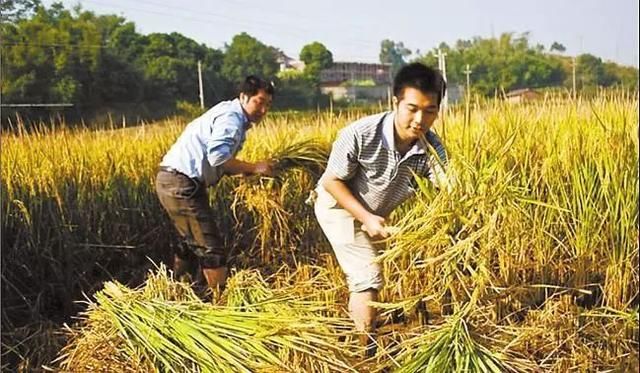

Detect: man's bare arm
[222, 157, 273, 176]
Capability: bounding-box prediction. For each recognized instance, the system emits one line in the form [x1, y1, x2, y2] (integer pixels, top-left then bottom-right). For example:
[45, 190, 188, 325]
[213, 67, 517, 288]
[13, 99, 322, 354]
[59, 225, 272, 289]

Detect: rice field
[1, 92, 638, 371]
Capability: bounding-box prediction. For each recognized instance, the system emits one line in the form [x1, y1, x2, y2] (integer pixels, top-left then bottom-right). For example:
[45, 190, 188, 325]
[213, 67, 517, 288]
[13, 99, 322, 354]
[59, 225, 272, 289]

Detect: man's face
[393, 87, 439, 143]
[240, 89, 272, 124]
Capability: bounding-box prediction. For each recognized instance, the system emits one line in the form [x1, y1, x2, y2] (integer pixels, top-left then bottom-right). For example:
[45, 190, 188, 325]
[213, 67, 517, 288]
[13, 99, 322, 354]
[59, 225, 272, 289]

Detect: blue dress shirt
[160, 98, 250, 187]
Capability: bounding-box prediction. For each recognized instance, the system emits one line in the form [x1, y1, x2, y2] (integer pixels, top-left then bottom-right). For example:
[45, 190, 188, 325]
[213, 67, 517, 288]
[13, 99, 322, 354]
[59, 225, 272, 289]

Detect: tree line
[1, 1, 637, 126]
[415, 34, 638, 96]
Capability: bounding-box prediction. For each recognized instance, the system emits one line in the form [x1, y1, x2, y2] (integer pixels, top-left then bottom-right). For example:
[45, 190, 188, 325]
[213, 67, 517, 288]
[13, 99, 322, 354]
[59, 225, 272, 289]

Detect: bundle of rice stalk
[498, 295, 638, 370]
[223, 269, 274, 310]
[389, 312, 513, 373]
[141, 264, 204, 302]
[59, 263, 357, 373]
[55, 265, 200, 371]
[99, 281, 355, 372]
[55, 312, 154, 372]
[269, 263, 347, 318]
[270, 139, 329, 176]
[230, 180, 291, 262]
[223, 269, 346, 319]
[221, 269, 361, 371]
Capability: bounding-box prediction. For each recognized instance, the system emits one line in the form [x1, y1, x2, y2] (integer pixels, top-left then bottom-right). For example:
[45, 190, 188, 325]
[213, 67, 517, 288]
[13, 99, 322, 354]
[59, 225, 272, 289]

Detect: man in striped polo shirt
[314, 62, 448, 357]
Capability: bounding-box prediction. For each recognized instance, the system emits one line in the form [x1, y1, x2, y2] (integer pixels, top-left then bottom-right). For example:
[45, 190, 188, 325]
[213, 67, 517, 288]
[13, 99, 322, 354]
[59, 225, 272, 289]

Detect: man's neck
[393, 118, 415, 156]
[394, 132, 415, 156]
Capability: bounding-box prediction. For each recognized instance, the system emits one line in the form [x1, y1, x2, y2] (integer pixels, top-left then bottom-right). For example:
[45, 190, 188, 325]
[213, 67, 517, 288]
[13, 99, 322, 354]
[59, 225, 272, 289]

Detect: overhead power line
[1, 41, 107, 48]
[80, 0, 314, 42]
[1, 103, 74, 107]
[2, 0, 385, 59]
[77, 0, 380, 50]
[0, 40, 379, 61]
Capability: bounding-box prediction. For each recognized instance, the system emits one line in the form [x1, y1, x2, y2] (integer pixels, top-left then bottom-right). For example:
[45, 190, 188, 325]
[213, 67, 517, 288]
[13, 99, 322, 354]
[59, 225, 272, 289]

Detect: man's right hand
[361, 214, 389, 238]
[253, 161, 274, 176]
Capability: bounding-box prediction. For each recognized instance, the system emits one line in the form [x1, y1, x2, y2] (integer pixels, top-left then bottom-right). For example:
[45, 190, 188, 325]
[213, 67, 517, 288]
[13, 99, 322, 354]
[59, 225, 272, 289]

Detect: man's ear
[239, 92, 249, 105]
[392, 96, 399, 110]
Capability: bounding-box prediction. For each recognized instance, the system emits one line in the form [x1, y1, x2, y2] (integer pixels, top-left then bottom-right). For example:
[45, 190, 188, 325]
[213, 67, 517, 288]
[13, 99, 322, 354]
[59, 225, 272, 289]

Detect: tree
[576, 53, 605, 88]
[130, 32, 228, 104]
[222, 32, 279, 86]
[274, 68, 319, 108]
[602, 62, 639, 89]
[379, 39, 411, 75]
[0, 0, 40, 23]
[416, 33, 567, 95]
[550, 41, 566, 53]
[299, 41, 333, 79]
[1, 1, 228, 124]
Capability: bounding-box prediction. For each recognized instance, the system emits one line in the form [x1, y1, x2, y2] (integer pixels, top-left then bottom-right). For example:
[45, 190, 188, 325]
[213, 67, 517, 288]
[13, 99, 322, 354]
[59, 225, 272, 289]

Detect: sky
[42, 0, 639, 67]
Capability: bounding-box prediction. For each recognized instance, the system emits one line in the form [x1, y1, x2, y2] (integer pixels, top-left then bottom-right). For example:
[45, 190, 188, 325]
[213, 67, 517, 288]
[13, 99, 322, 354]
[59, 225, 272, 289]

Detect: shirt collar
[381, 111, 426, 156]
[232, 98, 251, 129]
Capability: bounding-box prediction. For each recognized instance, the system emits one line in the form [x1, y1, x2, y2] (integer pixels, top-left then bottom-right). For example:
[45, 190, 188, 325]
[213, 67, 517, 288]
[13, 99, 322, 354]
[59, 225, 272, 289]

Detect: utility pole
[436, 49, 449, 141]
[463, 64, 472, 99]
[571, 57, 577, 101]
[387, 63, 393, 111]
[197, 60, 204, 109]
[436, 49, 448, 110]
[462, 64, 472, 149]
[578, 35, 583, 54]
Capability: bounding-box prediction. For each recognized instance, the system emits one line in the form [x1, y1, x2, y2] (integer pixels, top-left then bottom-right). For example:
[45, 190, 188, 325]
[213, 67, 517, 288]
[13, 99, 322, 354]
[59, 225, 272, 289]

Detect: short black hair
[393, 63, 446, 105]
[240, 75, 275, 97]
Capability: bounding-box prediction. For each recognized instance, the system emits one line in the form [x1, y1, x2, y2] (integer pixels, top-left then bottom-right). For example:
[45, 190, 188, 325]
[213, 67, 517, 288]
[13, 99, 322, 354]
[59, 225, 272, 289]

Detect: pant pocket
[175, 180, 200, 199]
[315, 204, 355, 246]
[168, 177, 200, 199]
[314, 185, 338, 209]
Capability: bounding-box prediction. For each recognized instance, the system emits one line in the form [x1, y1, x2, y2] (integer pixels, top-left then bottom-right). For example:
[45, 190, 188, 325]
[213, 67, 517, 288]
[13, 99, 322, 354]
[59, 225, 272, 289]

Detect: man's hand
[222, 158, 274, 176]
[361, 214, 389, 239]
[253, 161, 275, 176]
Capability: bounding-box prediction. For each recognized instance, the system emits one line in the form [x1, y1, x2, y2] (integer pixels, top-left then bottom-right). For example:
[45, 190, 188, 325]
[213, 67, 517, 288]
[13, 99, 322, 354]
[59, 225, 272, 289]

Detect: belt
[159, 166, 205, 186]
[159, 165, 182, 174]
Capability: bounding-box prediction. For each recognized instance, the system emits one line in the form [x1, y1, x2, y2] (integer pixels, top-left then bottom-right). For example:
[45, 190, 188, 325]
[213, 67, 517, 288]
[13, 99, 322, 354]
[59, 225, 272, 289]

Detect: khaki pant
[313, 186, 383, 292]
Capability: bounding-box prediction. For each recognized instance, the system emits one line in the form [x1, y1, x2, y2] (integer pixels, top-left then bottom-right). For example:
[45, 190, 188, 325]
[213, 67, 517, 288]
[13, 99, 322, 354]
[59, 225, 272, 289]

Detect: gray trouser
[155, 169, 226, 268]
[314, 186, 383, 292]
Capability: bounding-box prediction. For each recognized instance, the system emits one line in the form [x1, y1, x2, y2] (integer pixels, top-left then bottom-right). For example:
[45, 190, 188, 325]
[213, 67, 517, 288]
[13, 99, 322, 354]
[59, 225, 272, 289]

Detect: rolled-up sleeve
[326, 126, 359, 180]
[206, 114, 244, 168]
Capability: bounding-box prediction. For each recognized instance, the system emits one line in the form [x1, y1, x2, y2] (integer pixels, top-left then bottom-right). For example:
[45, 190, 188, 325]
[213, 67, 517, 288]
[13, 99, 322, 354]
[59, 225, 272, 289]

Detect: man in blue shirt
[156, 75, 275, 295]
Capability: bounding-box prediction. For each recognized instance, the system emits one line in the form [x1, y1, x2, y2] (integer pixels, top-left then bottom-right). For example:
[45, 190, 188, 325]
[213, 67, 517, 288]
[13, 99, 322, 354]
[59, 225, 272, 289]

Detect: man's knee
[348, 272, 383, 293]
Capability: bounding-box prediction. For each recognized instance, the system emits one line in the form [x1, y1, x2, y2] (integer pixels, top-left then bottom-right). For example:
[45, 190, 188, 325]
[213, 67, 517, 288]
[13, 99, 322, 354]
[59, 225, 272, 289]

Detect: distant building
[505, 88, 540, 103]
[320, 85, 391, 103]
[320, 62, 392, 85]
[276, 51, 305, 72]
[319, 62, 392, 102]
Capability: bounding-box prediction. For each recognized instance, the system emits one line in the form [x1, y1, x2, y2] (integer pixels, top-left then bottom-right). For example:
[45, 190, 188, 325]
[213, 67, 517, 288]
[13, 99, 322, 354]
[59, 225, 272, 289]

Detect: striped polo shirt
[319, 111, 448, 217]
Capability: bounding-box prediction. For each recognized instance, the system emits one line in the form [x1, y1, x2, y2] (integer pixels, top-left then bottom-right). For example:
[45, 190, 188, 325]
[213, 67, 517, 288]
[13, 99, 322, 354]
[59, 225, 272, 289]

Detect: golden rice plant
[389, 312, 510, 373]
[2, 93, 638, 371]
[373, 94, 637, 372]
